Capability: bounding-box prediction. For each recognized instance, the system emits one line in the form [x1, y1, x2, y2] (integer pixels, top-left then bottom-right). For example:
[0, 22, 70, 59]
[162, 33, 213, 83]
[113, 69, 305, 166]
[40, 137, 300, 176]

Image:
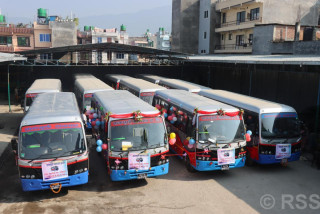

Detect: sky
[1, 0, 172, 36]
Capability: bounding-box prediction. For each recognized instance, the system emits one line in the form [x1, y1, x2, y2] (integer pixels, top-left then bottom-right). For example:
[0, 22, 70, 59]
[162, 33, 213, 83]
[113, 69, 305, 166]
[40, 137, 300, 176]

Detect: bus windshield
[84, 93, 93, 109]
[261, 112, 300, 139]
[198, 115, 245, 144]
[140, 92, 154, 105]
[20, 123, 85, 160]
[110, 117, 166, 151]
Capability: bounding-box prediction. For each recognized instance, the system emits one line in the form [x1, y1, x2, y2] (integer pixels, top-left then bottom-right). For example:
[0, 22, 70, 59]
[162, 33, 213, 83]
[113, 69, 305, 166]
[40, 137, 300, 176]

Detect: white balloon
[93, 113, 98, 118]
[173, 117, 177, 121]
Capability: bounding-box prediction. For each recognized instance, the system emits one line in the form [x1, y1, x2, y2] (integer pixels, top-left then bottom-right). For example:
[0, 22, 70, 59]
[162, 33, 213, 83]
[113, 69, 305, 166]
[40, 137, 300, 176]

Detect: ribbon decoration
[105, 111, 161, 120]
[194, 108, 242, 117]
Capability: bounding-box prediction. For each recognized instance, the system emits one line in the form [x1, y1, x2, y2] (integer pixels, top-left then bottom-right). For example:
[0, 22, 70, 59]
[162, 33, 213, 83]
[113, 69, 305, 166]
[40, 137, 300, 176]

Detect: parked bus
[118, 78, 167, 104]
[74, 77, 114, 112]
[91, 90, 170, 181]
[136, 74, 167, 84]
[12, 92, 89, 192]
[158, 78, 204, 93]
[24, 79, 61, 112]
[199, 89, 301, 165]
[154, 89, 247, 172]
[104, 74, 133, 89]
[73, 73, 95, 81]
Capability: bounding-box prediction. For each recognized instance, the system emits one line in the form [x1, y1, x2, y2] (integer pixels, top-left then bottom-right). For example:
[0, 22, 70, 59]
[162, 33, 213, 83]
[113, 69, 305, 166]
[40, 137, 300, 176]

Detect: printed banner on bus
[199, 115, 241, 121]
[42, 160, 68, 181]
[111, 118, 163, 127]
[84, 93, 93, 98]
[217, 148, 235, 165]
[26, 93, 39, 98]
[275, 144, 291, 159]
[21, 123, 81, 133]
[140, 92, 155, 97]
[128, 152, 150, 170]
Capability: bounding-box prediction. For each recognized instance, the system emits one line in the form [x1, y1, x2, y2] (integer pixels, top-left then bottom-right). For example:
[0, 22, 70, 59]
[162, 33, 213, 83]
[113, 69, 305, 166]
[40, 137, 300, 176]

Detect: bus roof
[73, 73, 95, 80]
[26, 79, 61, 94]
[22, 92, 82, 126]
[75, 78, 113, 94]
[136, 74, 167, 84]
[199, 89, 296, 114]
[93, 90, 159, 116]
[120, 78, 167, 92]
[155, 90, 239, 113]
[179, 80, 211, 90]
[105, 74, 133, 83]
[159, 79, 202, 93]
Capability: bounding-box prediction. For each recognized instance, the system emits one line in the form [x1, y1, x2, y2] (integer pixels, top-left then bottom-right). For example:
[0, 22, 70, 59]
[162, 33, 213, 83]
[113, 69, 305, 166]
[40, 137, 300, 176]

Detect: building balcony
[214, 43, 252, 53]
[216, 0, 258, 11]
[0, 27, 33, 34]
[215, 17, 262, 32]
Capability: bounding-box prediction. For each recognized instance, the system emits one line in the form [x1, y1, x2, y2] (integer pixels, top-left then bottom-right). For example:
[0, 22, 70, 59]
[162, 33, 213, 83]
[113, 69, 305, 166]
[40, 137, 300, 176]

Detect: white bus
[91, 90, 170, 181]
[199, 89, 301, 165]
[136, 74, 167, 84]
[74, 77, 113, 112]
[158, 78, 205, 93]
[13, 92, 88, 192]
[154, 89, 247, 172]
[24, 79, 62, 112]
[118, 78, 167, 104]
[104, 74, 133, 89]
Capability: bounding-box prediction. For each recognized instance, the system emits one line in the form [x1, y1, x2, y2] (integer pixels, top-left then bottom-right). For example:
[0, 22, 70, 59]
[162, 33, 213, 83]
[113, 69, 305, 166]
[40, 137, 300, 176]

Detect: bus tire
[245, 150, 254, 167]
[186, 156, 197, 173]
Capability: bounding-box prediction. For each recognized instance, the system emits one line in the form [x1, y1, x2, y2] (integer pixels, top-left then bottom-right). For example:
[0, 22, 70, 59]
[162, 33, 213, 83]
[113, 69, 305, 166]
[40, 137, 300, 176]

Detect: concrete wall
[198, 0, 212, 54]
[171, 0, 200, 54]
[294, 41, 320, 54]
[261, 0, 320, 26]
[50, 22, 77, 48]
[252, 25, 274, 55]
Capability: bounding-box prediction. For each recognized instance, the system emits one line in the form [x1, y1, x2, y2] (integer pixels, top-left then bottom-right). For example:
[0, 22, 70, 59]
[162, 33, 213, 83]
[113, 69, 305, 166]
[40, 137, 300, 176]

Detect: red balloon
[245, 133, 251, 142]
[91, 121, 96, 126]
[172, 114, 176, 117]
[155, 104, 161, 110]
[169, 138, 176, 145]
[162, 109, 167, 113]
[89, 114, 94, 119]
[172, 107, 177, 111]
[102, 144, 108, 150]
[168, 116, 173, 121]
[183, 139, 189, 146]
[95, 119, 100, 123]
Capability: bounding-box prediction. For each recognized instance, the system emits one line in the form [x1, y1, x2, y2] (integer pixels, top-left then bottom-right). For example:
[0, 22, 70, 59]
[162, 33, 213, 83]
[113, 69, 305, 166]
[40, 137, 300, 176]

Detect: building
[156, 27, 171, 51]
[171, 0, 200, 54]
[77, 25, 129, 64]
[0, 14, 34, 53]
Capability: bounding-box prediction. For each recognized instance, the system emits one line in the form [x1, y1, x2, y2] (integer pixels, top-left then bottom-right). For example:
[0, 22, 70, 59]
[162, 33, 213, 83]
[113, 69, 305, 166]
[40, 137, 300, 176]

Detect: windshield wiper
[28, 153, 53, 163]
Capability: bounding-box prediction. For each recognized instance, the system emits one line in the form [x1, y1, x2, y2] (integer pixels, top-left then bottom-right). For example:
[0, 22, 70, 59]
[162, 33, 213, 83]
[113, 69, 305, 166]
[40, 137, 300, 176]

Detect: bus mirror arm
[11, 138, 18, 152]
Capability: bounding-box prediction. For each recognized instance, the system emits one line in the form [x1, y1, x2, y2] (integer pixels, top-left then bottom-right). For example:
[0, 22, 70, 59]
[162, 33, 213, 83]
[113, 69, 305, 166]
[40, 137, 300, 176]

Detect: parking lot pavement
[0, 136, 320, 214]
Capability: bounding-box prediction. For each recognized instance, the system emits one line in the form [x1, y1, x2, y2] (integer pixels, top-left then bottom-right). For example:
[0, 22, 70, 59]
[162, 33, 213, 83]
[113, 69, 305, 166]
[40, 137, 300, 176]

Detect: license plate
[137, 173, 147, 179]
[221, 165, 229, 171]
[51, 183, 61, 189]
[281, 158, 288, 164]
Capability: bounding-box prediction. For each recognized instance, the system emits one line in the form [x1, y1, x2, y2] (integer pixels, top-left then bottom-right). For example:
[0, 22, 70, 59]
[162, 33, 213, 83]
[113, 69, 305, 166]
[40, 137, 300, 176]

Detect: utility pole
[7, 64, 11, 112]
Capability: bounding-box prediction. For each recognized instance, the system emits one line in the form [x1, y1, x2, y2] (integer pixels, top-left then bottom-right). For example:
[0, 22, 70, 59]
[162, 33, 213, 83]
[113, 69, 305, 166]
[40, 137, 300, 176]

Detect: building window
[222, 13, 226, 24]
[39, 34, 51, 42]
[97, 37, 102, 43]
[221, 34, 224, 41]
[116, 53, 124, 59]
[204, 10, 209, 18]
[249, 34, 253, 45]
[228, 34, 232, 40]
[204, 32, 207, 39]
[250, 8, 260, 20]
[17, 37, 30, 47]
[236, 35, 244, 47]
[40, 53, 52, 60]
[237, 11, 246, 24]
[0, 36, 12, 45]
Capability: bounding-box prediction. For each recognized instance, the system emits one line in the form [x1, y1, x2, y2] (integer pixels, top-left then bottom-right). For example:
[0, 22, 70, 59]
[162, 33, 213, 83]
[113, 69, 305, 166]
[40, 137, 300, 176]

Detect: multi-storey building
[156, 27, 171, 51]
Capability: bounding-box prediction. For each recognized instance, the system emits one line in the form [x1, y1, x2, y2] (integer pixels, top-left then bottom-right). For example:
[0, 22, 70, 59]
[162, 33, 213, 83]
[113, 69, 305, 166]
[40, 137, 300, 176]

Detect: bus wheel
[185, 156, 197, 173]
[245, 150, 254, 167]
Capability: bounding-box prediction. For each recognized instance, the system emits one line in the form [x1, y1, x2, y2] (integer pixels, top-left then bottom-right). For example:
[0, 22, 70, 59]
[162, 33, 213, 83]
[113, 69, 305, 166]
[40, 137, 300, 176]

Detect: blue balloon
[170, 120, 175, 124]
[96, 146, 102, 152]
[96, 120, 101, 126]
[96, 139, 103, 146]
[247, 130, 252, 136]
[170, 107, 173, 111]
[164, 113, 168, 118]
[101, 120, 105, 126]
[189, 139, 195, 145]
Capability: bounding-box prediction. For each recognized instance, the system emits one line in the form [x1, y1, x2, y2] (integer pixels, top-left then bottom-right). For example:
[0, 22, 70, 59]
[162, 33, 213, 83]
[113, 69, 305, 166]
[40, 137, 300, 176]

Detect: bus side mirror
[11, 138, 18, 152]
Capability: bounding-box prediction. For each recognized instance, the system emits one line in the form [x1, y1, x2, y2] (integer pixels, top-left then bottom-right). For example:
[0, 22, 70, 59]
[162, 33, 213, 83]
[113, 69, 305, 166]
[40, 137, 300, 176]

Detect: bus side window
[186, 116, 194, 138]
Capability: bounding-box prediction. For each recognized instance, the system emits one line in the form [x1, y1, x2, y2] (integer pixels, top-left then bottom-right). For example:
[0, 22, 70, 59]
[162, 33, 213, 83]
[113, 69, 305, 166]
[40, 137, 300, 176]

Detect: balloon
[169, 138, 176, 145]
[94, 125, 99, 130]
[170, 107, 173, 111]
[96, 139, 103, 146]
[162, 109, 167, 113]
[96, 146, 102, 152]
[189, 139, 195, 145]
[245, 133, 251, 142]
[178, 111, 184, 115]
[91, 120, 96, 126]
[164, 113, 168, 118]
[85, 110, 90, 115]
[172, 114, 176, 117]
[173, 117, 177, 121]
[170, 120, 175, 124]
[186, 137, 190, 141]
[101, 120, 105, 126]
[90, 109, 95, 113]
[168, 116, 173, 121]
[188, 144, 194, 149]
[183, 139, 189, 146]
[93, 113, 98, 118]
[247, 130, 252, 136]
[89, 114, 94, 119]
[184, 115, 188, 120]
[155, 104, 161, 110]
[172, 107, 177, 111]
[102, 144, 108, 150]
[170, 133, 176, 139]
[96, 120, 101, 126]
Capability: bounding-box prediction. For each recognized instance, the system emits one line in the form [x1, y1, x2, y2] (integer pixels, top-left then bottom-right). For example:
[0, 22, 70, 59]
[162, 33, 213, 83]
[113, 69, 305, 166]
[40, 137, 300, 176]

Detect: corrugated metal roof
[0, 52, 27, 63]
[75, 78, 113, 93]
[26, 79, 62, 94]
[159, 79, 202, 92]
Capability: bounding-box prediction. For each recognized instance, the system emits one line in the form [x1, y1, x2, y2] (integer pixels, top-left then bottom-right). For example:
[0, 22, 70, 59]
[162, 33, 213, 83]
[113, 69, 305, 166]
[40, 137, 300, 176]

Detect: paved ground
[0, 135, 319, 214]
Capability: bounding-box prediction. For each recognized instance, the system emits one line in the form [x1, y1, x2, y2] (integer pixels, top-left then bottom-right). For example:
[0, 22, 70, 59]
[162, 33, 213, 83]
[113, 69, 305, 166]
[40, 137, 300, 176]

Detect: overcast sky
[1, 0, 172, 36]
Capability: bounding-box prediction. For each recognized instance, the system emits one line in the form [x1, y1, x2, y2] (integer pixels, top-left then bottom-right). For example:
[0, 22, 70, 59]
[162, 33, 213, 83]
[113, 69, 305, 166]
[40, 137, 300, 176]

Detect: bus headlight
[21, 175, 25, 179]
[268, 151, 272, 155]
[206, 157, 210, 161]
[166, 159, 169, 163]
[197, 157, 201, 160]
[74, 170, 79, 174]
[79, 169, 84, 173]
[31, 175, 35, 179]
[26, 175, 30, 179]
[111, 166, 115, 170]
[120, 166, 124, 170]
[84, 168, 88, 171]
[158, 161, 162, 165]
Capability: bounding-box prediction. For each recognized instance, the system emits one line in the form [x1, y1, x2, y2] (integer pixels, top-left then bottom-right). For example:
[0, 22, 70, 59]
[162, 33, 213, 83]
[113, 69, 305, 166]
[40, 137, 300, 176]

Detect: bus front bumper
[256, 152, 301, 164]
[20, 171, 88, 192]
[110, 163, 169, 181]
[194, 157, 246, 171]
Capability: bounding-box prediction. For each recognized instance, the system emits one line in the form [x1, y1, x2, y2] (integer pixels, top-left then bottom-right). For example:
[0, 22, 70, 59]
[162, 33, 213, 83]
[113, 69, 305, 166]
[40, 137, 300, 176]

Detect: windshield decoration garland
[194, 107, 242, 117]
[104, 111, 161, 121]
[133, 110, 142, 122]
